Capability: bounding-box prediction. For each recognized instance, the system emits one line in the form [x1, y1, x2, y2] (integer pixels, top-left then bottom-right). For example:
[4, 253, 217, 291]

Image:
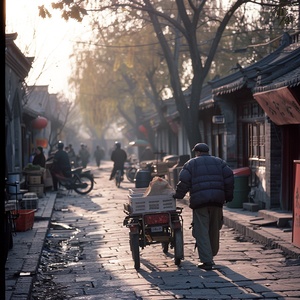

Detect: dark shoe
[109, 176, 113, 181]
[197, 262, 213, 270]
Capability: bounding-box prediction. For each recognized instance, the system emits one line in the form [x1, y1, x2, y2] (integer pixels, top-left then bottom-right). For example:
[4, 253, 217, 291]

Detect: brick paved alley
[28, 161, 300, 300]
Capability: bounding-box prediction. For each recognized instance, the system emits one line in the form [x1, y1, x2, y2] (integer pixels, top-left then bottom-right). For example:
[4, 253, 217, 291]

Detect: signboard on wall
[254, 87, 300, 125]
[212, 115, 225, 124]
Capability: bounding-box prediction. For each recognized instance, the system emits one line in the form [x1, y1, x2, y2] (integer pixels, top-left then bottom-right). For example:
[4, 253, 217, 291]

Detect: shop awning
[253, 87, 300, 125]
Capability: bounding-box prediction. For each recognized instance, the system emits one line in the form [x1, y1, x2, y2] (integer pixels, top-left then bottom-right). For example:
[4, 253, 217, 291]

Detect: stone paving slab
[4, 161, 300, 300]
[4, 193, 56, 300]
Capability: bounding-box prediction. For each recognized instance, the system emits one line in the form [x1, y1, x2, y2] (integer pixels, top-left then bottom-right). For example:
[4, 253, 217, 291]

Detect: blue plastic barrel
[135, 169, 151, 188]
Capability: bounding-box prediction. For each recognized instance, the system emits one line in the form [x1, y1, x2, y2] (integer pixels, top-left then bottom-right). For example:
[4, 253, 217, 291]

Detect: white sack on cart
[144, 176, 174, 196]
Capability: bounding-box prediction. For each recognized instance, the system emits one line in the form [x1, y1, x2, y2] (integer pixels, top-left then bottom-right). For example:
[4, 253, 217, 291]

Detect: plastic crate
[28, 184, 44, 198]
[13, 209, 35, 232]
[23, 192, 38, 199]
[21, 193, 38, 210]
[128, 188, 147, 195]
[28, 175, 41, 185]
[127, 194, 176, 213]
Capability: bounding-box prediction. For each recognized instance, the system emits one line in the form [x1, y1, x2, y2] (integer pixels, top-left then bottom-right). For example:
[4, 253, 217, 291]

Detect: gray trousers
[192, 206, 223, 264]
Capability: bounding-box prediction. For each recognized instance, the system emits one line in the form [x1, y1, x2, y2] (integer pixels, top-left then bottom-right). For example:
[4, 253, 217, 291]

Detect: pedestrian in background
[68, 144, 77, 167]
[32, 146, 46, 168]
[79, 143, 90, 168]
[109, 141, 127, 180]
[173, 143, 234, 270]
[94, 146, 105, 168]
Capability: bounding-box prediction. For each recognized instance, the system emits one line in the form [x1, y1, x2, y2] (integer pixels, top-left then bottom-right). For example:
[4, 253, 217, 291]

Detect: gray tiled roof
[209, 33, 300, 95]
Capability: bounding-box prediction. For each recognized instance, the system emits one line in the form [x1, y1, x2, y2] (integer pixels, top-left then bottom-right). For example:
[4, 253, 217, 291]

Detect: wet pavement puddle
[31, 222, 82, 299]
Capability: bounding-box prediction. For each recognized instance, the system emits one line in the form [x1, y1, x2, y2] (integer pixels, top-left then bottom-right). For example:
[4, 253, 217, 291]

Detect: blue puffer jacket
[174, 154, 234, 209]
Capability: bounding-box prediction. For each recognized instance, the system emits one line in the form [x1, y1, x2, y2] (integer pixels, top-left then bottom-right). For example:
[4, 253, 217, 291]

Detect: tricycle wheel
[174, 229, 184, 265]
[162, 242, 169, 253]
[130, 233, 140, 270]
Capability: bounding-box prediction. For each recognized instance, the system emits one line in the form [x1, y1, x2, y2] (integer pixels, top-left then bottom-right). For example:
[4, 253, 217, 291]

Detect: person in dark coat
[32, 146, 46, 168]
[109, 142, 127, 180]
[51, 141, 72, 191]
[78, 143, 90, 168]
[173, 143, 234, 270]
[94, 146, 105, 168]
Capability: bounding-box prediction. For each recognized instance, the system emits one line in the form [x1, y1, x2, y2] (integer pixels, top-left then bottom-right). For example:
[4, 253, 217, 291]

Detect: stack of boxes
[27, 172, 44, 198]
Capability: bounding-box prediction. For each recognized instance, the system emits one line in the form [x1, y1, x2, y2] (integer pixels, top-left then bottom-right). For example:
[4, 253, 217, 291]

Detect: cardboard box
[28, 184, 44, 198]
[28, 175, 41, 185]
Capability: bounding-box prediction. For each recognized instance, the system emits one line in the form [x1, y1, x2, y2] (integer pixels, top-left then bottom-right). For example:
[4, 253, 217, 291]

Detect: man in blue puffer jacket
[173, 143, 234, 270]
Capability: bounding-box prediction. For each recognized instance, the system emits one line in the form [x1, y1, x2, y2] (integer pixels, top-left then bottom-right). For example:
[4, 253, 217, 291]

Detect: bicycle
[115, 169, 123, 188]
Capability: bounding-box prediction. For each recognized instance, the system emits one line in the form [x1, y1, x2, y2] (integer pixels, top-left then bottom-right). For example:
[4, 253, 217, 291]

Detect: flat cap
[192, 143, 209, 152]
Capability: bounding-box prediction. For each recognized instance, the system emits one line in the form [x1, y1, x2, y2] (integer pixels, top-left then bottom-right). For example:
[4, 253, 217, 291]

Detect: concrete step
[249, 217, 277, 226]
[243, 202, 259, 212]
[257, 209, 293, 228]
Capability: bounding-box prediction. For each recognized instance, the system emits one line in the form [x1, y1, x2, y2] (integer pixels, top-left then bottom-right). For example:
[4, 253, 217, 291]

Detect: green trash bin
[227, 167, 251, 208]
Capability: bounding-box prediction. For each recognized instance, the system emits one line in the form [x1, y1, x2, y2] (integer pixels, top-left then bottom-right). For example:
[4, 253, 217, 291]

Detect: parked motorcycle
[53, 167, 95, 195]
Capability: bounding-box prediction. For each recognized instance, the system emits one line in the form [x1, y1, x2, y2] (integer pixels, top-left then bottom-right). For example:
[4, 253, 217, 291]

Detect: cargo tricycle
[123, 190, 184, 270]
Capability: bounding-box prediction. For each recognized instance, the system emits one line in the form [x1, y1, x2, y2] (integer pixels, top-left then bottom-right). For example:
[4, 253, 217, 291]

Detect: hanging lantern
[169, 120, 179, 134]
[138, 125, 148, 137]
[32, 116, 48, 129]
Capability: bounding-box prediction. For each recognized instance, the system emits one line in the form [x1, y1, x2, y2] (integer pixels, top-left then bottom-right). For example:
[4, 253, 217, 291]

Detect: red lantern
[138, 125, 148, 137]
[32, 116, 48, 129]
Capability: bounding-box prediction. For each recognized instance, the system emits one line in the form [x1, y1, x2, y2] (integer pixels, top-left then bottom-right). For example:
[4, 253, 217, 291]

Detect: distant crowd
[31, 143, 106, 169]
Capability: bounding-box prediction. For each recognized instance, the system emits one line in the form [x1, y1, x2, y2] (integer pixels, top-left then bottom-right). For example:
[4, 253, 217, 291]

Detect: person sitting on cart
[109, 141, 127, 180]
